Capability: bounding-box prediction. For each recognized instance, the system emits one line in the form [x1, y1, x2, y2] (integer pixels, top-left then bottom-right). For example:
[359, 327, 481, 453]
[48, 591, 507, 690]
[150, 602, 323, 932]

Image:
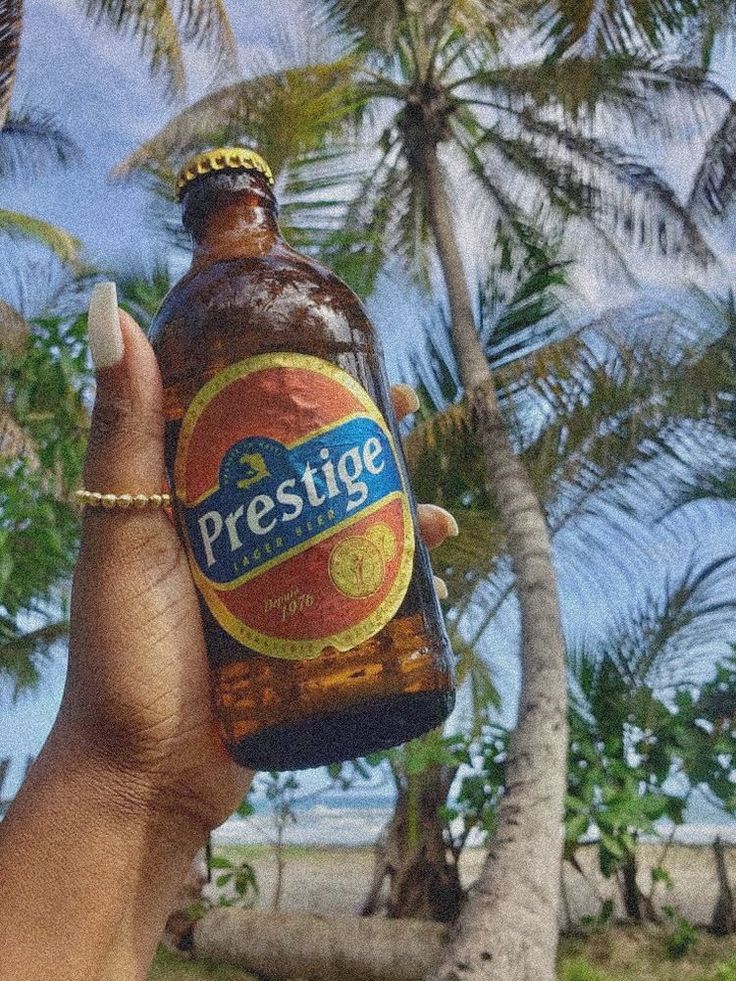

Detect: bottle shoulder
[150, 243, 374, 347]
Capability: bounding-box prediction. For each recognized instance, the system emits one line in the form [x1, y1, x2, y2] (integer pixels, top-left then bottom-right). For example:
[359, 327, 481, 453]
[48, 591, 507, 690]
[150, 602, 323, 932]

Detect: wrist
[44, 713, 212, 856]
[0, 713, 206, 981]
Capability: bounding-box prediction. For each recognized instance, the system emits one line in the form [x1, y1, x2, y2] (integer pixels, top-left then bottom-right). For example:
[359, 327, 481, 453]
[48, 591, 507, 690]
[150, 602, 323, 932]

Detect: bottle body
[150, 167, 454, 770]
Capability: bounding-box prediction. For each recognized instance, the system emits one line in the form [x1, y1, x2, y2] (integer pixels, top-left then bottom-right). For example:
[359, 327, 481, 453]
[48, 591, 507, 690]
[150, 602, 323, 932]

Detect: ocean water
[212, 787, 736, 849]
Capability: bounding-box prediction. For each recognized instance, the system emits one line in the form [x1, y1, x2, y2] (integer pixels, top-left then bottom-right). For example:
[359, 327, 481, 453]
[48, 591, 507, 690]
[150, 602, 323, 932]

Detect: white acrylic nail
[88, 282, 124, 371]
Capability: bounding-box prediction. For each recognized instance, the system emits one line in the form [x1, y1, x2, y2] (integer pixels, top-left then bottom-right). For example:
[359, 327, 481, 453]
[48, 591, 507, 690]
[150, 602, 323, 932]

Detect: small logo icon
[329, 536, 385, 598]
[236, 452, 270, 490]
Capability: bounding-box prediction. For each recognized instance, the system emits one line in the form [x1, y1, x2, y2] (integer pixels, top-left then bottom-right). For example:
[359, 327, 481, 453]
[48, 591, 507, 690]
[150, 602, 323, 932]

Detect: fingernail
[433, 575, 448, 600]
[395, 384, 420, 413]
[436, 506, 459, 537]
[88, 282, 123, 371]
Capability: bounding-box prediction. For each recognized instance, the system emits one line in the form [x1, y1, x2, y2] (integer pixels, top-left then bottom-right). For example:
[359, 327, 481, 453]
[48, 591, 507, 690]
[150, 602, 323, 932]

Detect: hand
[59, 284, 459, 843]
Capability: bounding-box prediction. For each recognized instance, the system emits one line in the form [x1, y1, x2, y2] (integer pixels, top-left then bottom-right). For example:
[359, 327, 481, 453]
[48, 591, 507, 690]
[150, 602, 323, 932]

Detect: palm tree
[114, 4, 731, 974]
[362, 277, 734, 923]
[1, 0, 237, 105]
[0, 0, 240, 266]
[0, 0, 81, 265]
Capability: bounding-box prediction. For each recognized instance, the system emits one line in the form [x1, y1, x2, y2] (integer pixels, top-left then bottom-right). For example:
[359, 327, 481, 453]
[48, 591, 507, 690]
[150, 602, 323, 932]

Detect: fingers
[417, 503, 459, 550]
[385, 386, 455, 603]
[433, 576, 448, 601]
[390, 383, 420, 422]
[417, 505, 456, 603]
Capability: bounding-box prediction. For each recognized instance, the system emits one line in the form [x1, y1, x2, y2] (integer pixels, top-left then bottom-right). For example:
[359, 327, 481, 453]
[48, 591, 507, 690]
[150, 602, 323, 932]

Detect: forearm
[0, 719, 205, 981]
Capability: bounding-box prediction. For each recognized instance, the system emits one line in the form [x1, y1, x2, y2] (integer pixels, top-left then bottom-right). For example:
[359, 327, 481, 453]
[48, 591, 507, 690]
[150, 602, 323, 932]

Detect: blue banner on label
[183, 415, 403, 586]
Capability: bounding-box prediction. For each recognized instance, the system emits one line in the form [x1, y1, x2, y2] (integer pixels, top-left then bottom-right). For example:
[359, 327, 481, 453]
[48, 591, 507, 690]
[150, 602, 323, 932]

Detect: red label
[174, 353, 415, 659]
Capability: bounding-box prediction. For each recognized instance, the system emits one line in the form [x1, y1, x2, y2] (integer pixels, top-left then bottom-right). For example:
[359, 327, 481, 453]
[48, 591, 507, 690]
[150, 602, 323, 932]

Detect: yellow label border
[175, 352, 416, 660]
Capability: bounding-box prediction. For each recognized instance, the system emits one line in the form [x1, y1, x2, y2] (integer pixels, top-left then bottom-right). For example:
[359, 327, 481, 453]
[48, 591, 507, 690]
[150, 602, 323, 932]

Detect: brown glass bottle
[150, 148, 454, 770]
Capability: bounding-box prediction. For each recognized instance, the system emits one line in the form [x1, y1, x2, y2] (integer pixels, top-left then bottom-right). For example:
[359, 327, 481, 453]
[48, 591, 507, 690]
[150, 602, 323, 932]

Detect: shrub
[662, 907, 698, 960]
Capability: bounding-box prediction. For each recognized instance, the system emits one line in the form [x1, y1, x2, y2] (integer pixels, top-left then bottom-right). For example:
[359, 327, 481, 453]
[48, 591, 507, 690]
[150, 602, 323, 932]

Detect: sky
[2, 1, 736, 815]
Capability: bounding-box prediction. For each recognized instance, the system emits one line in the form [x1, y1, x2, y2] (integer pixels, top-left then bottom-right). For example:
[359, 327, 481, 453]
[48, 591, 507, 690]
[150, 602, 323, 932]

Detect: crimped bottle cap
[176, 147, 274, 199]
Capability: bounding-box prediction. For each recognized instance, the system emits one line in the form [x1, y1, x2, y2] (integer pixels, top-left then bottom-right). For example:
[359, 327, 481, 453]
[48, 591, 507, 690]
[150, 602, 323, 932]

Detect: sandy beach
[211, 840, 736, 928]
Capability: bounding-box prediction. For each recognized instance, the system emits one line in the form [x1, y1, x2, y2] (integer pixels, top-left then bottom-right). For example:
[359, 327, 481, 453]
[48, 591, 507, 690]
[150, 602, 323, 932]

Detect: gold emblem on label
[366, 522, 397, 563]
[329, 536, 385, 598]
[236, 451, 270, 489]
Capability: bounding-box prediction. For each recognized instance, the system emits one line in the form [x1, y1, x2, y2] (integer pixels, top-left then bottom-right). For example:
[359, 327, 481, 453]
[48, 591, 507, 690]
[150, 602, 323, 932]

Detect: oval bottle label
[174, 352, 415, 659]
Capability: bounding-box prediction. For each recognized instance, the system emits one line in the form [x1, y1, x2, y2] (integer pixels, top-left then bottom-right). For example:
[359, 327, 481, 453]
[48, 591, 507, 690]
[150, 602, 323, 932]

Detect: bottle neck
[181, 170, 280, 263]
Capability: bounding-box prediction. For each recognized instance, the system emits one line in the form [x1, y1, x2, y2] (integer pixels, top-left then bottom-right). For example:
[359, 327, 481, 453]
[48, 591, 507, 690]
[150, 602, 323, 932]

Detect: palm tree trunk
[420, 143, 568, 981]
[0, 0, 22, 128]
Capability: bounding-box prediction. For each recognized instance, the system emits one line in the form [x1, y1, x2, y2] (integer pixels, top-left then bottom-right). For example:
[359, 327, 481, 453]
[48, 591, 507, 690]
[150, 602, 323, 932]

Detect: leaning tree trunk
[362, 760, 462, 923]
[193, 908, 448, 981]
[0, 0, 22, 128]
[419, 143, 569, 980]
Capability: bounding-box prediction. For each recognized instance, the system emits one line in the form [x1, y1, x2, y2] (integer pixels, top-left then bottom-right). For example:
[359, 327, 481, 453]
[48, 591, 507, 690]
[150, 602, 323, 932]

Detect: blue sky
[2, 2, 736, 808]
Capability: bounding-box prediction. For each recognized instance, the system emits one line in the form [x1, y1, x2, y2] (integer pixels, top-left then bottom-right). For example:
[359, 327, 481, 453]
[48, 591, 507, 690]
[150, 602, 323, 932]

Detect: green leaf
[209, 855, 233, 869]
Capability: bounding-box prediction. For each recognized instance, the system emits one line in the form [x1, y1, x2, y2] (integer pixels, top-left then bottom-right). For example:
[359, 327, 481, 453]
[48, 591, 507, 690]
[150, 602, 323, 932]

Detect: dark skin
[0, 308, 457, 981]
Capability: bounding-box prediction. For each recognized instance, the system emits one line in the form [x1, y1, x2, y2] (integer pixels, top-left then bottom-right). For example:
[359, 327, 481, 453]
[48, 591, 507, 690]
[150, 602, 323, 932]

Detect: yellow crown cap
[176, 147, 274, 199]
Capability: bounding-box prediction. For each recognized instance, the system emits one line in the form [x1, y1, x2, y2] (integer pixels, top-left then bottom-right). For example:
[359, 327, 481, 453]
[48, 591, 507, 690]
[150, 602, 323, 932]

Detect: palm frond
[520, 314, 736, 521]
[676, 0, 736, 70]
[0, 0, 21, 127]
[315, 0, 521, 51]
[0, 210, 81, 267]
[80, 0, 186, 96]
[309, 134, 436, 296]
[277, 146, 366, 254]
[0, 109, 80, 179]
[669, 469, 736, 512]
[465, 55, 720, 124]
[688, 101, 736, 221]
[407, 286, 736, 613]
[452, 627, 501, 736]
[404, 264, 572, 591]
[466, 107, 715, 269]
[535, 0, 699, 57]
[113, 55, 363, 183]
[175, 0, 239, 75]
[74, 1, 238, 98]
[314, 0, 408, 49]
[115, 263, 173, 326]
[570, 554, 736, 699]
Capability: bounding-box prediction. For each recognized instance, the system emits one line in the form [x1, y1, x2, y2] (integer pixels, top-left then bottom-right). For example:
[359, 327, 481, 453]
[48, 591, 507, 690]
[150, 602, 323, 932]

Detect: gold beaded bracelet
[75, 489, 171, 510]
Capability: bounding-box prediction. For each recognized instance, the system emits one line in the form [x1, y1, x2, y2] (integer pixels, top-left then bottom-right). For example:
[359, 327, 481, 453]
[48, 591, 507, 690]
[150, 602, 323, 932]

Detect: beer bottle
[150, 147, 455, 770]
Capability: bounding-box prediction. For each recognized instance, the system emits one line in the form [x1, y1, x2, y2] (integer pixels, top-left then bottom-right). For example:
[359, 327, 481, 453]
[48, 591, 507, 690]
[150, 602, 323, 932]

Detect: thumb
[79, 281, 179, 582]
[83, 281, 167, 503]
